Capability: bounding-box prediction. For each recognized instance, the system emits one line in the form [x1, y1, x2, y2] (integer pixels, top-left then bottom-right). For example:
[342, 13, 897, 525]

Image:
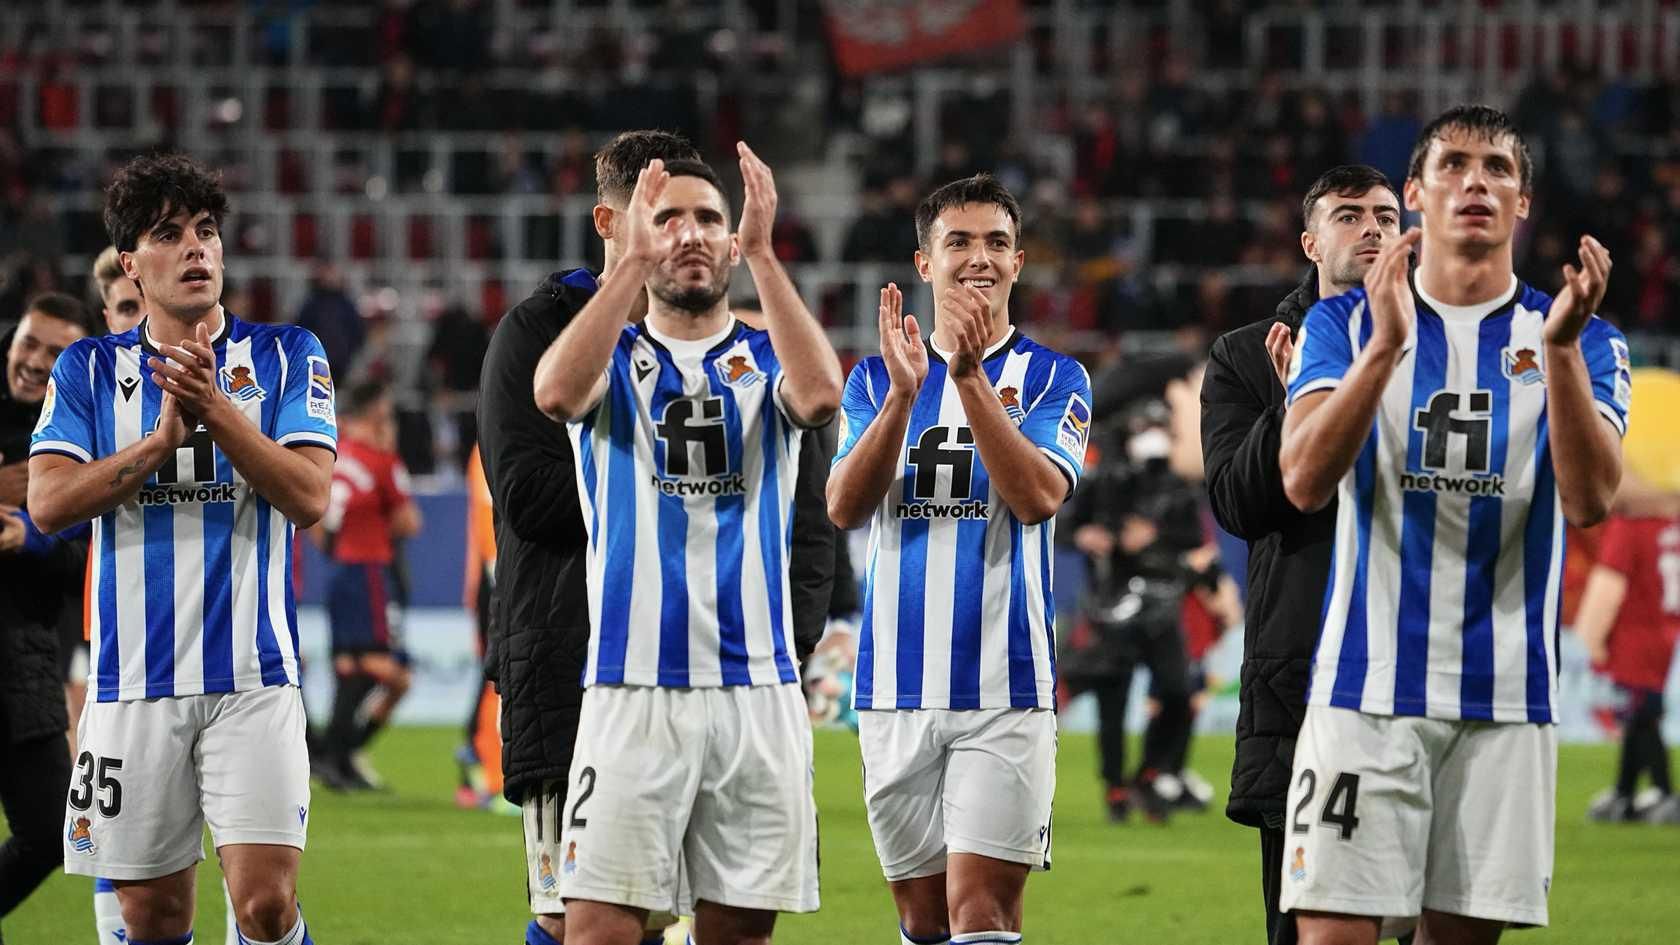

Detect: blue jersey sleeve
[831, 359, 885, 466]
[1580, 316, 1631, 436]
[1287, 296, 1358, 405]
[1018, 355, 1092, 492]
[274, 328, 339, 452]
[30, 339, 99, 463]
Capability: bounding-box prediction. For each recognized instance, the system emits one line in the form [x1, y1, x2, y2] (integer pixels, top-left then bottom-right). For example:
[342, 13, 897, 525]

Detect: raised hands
[943, 283, 991, 379]
[1544, 235, 1612, 346]
[621, 159, 678, 269]
[736, 141, 777, 259]
[879, 283, 927, 396]
[1363, 227, 1421, 353]
[148, 321, 222, 432]
[1264, 322, 1294, 390]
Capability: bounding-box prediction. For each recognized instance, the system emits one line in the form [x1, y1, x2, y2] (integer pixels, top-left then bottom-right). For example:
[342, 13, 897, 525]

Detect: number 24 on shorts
[1292, 768, 1361, 840]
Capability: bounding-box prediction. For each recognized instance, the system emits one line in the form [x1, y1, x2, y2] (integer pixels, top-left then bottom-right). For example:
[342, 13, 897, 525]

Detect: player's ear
[1515, 189, 1531, 222]
[914, 250, 932, 283]
[728, 233, 741, 267]
[1300, 230, 1319, 264]
[591, 204, 615, 241]
[1010, 248, 1024, 277]
[1402, 177, 1423, 214]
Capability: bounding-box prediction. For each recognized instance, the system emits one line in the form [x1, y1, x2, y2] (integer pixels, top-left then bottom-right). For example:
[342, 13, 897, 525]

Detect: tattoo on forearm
[109, 463, 140, 487]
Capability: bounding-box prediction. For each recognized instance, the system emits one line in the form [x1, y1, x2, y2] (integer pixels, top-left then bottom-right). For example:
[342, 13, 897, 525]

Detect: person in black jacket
[1199, 165, 1399, 945]
[0, 293, 93, 943]
[478, 131, 835, 945]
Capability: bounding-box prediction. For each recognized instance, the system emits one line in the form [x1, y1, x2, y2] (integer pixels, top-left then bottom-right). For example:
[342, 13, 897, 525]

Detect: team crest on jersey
[1501, 346, 1543, 386]
[218, 364, 267, 402]
[68, 817, 96, 855]
[1290, 847, 1306, 882]
[306, 355, 335, 421]
[1057, 393, 1091, 456]
[538, 852, 559, 892]
[716, 352, 764, 390]
[997, 385, 1026, 425]
[32, 377, 56, 436]
[562, 841, 578, 877]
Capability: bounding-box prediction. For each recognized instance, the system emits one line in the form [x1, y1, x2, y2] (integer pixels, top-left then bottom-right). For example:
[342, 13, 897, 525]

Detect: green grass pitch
[7, 727, 1678, 944]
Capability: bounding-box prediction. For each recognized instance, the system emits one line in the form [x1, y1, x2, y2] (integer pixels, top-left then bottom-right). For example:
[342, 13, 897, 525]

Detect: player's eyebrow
[1328, 203, 1399, 219]
[945, 229, 1013, 242]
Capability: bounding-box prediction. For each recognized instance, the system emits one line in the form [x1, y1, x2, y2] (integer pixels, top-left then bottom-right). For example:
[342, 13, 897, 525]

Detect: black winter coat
[1199, 271, 1336, 829]
[478, 271, 834, 803]
[1, 334, 77, 744]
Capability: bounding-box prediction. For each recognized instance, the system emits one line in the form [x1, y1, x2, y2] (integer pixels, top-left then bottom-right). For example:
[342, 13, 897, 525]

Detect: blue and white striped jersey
[1287, 276, 1631, 723]
[835, 330, 1091, 711]
[568, 316, 803, 688]
[31, 313, 337, 703]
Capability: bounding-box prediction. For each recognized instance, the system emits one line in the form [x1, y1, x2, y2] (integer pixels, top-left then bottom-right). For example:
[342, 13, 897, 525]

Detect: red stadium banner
[823, 0, 1026, 77]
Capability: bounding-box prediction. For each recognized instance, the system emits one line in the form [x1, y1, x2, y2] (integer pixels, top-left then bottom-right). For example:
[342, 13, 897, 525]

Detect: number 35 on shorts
[1290, 768, 1360, 841]
[67, 752, 125, 818]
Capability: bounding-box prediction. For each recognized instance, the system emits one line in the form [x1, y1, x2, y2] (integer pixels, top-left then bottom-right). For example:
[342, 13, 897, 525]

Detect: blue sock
[128, 934, 195, 945]
[901, 927, 951, 945]
[526, 919, 562, 945]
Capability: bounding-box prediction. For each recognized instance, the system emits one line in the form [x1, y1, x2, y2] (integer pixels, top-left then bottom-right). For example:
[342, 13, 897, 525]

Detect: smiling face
[7, 310, 86, 403]
[646, 174, 738, 315]
[1302, 186, 1402, 292]
[120, 205, 224, 321]
[915, 202, 1025, 325]
[1405, 126, 1531, 252]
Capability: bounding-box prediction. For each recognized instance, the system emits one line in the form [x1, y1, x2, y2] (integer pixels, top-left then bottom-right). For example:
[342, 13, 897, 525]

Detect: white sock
[93, 881, 125, 945]
[950, 933, 1021, 945]
[234, 906, 306, 945]
[901, 928, 952, 945]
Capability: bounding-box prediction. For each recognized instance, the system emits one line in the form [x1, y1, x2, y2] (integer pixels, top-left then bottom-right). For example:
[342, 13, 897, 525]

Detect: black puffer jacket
[1199, 271, 1336, 829]
[478, 272, 835, 803]
[1, 333, 76, 744]
[478, 271, 598, 804]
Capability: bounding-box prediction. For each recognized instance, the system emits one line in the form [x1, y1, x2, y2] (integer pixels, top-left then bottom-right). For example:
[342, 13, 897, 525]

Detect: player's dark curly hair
[1406, 104, 1533, 193]
[103, 152, 230, 254]
[914, 174, 1023, 252]
[593, 130, 702, 206]
[1301, 165, 1397, 229]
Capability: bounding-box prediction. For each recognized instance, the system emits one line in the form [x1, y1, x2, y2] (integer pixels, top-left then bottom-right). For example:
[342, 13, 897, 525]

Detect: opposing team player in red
[316, 377, 422, 790]
[1575, 474, 1680, 823]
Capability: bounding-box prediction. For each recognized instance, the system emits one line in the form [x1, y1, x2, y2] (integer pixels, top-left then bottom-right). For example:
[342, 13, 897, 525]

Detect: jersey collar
[927, 327, 1019, 366]
[139, 308, 233, 355]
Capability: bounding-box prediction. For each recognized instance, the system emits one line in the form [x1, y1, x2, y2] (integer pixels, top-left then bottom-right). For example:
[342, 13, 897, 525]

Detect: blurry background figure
[88, 246, 143, 335]
[295, 260, 365, 383]
[457, 443, 507, 810]
[1062, 353, 1239, 823]
[313, 378, 423, 791]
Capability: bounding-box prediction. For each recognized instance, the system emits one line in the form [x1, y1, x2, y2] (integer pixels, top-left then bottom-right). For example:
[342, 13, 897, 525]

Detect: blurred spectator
[424, 297, 489, 472]
[296, 262, 366, 376]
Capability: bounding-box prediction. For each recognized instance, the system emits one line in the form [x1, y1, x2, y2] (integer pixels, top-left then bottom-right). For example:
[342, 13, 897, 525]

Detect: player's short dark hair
[1406, 104, 1533, 193]
[23, 291, 96, 336]
[339, 377, 390, 419]
[914, 174, 1023, 252]
[593, 130, 702, 206]
[103, 152, 231, 254]
[660, 159, 730, 214]
[1301, 165, 1397, 229]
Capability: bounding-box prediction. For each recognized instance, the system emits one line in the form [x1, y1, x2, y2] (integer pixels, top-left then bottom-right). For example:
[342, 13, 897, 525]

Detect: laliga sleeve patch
[306, 355, 335, 422]
[32, 377, 57, 436]
[1057, 392, 1091, 457]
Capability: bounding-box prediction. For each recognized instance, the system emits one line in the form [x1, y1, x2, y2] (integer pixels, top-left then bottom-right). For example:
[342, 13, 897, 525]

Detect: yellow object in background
[1624, 368, 1680, 493]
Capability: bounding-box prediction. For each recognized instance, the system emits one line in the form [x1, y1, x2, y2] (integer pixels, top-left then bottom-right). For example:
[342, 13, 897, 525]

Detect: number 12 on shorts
[1291, 769, 1360, 840]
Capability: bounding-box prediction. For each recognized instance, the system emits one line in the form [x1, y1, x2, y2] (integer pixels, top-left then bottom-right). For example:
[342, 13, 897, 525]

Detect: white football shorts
[1280, 704, 1555, 928]
[858, 707, 1056, 881]
[556, 684, 819, 915]
[62, 685, 311, 880]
